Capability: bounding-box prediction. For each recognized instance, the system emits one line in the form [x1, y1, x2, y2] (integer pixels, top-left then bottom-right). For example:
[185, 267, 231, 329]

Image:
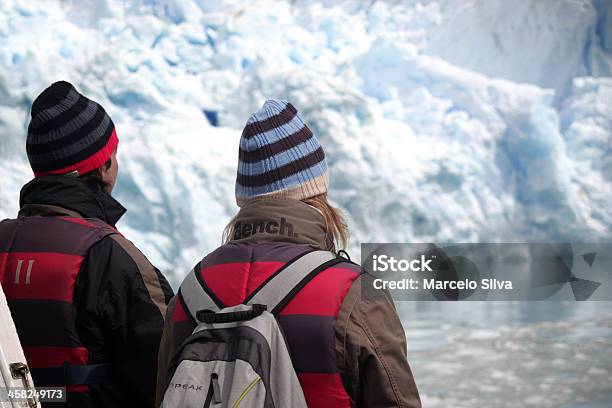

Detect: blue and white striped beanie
[236, 99, 329, 207]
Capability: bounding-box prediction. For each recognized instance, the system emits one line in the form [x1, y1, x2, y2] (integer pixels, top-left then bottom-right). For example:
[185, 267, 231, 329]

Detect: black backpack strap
[246, 250, 345, 315]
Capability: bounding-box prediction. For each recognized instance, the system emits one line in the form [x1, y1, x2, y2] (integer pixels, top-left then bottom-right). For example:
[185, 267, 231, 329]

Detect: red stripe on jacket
[200, 260, 359, 316]
[172, 295, 189, 323]
[298, 373, 352, 408]
[200, 261, 285, 306]
[23, 346, 89, 368]
[279, 266, 358, 316]
[23, 346, 89, 393]
[2, 252, 83, 302]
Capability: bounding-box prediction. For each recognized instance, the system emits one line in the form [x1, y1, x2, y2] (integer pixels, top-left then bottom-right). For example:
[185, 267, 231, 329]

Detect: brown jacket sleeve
[336, 273, 421, 408]
[156, 296, 177, 407]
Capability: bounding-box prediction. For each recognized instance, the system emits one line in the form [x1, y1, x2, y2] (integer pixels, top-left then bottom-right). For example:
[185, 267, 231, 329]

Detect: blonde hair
[222, 194, 349, 251]
[302, 194, 348, 251]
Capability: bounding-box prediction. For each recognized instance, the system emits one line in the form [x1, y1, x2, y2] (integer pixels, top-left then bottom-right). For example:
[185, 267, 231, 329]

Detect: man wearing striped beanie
[0, 81, 173, 407]
[26, 80, 119, 183]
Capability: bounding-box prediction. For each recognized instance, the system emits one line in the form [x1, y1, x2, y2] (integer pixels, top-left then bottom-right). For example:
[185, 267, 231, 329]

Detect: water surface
[398, 302, 612, 407]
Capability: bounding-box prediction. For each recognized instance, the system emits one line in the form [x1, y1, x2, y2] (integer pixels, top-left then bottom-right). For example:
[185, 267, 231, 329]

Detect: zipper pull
[211, 373, 222, 404]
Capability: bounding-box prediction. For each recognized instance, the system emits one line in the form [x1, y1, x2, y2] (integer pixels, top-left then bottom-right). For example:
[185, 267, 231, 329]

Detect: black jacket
[18, 175, 174, 407]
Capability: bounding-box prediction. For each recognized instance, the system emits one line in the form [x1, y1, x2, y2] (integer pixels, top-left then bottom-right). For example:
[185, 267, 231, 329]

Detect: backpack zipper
[232, 376, 262, 408]
[204, 373, 221, 407]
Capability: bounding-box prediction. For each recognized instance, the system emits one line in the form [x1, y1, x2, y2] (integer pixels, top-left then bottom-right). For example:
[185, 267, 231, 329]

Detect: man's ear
[98, 156, 116, 193]
[98, 158, 112, 176]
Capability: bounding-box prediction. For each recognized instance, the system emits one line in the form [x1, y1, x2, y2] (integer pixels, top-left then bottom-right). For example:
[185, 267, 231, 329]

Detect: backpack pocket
[162, 360, 226, 408]
[163, 358, 266, 408]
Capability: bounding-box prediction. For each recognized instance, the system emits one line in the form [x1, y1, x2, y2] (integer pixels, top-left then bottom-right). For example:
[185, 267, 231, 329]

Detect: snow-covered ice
[1, 0, 610, 282]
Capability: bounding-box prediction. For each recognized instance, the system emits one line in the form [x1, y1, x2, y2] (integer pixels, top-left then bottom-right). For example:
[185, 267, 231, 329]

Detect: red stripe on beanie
[33, 128, 118, 177]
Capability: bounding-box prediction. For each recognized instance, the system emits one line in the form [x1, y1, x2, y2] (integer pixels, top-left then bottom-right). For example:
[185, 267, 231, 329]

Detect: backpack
[161, 249, 341, 408]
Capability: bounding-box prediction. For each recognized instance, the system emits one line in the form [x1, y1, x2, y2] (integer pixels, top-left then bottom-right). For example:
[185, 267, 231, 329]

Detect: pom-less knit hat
[236, 99, 329, 206]
[26, 81, 118, 177]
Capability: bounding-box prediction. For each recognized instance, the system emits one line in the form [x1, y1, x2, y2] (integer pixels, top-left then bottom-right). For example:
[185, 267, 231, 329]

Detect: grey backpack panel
[162, 250, 338, 408]
[162, 322, 273, 407]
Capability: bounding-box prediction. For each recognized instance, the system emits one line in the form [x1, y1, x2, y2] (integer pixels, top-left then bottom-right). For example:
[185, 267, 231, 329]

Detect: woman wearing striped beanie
[157, 100, 421, 407]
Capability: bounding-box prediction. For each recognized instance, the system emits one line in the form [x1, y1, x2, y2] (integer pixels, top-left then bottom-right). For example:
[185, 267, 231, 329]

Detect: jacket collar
[18, 175, 126, 227]
[228, 198, 333, 250]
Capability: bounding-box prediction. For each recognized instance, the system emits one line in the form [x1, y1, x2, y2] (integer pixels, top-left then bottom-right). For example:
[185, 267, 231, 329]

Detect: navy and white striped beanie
[236, 99, 329, 206]
[27, 81, 118, 177]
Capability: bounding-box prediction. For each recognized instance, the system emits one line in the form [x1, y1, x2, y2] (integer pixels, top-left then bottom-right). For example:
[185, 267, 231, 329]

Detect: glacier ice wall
[426, 0, 612, 101]
[0, 0, 610, 286]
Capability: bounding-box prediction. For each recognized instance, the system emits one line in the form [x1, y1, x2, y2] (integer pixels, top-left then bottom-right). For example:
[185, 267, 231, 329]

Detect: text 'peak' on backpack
[161, 249, 343, 408]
